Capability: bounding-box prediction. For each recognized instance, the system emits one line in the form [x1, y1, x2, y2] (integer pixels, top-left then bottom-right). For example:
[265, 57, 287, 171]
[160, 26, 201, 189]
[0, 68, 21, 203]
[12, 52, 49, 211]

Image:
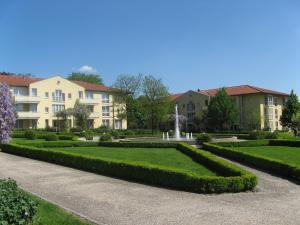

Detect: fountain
[174, 104, 181, 140]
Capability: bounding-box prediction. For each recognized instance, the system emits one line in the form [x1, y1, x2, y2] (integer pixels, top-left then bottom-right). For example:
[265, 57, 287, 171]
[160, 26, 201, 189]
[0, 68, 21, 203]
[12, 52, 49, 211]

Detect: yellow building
[171, 85, 289, 131]
[0, 74, 127, 130]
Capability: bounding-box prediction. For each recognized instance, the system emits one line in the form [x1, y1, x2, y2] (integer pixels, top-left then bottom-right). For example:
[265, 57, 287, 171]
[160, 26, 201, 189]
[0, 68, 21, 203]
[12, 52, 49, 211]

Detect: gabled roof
[71, 80, 110, 92]
[0, 74, 43, 86]
[200, 85, 289, 97]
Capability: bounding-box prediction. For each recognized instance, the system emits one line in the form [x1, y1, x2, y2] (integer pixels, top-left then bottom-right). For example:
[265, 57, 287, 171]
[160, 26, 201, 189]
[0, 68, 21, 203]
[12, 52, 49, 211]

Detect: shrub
[0, 143, 257, 194]
[99, 134, 112, 142]
[45, 133, 59, 141]
[111, 130, 120, 139]
[249, 131, 278, 140]
[24, 130, 37, 140]
[265, 132, 279, 139]
[216, 139, 270, 147]
[83, 130, 94, 140]
[58, 135, 74, 140]
[124, 130, 135, 136]
[19, 140, 98, 148]
[269, 139, 300, 147]
[0, 179, 37, 224]
[12, 131, 25, 138]
[203, 142, 300, 182]
[196, 133, 212, 145]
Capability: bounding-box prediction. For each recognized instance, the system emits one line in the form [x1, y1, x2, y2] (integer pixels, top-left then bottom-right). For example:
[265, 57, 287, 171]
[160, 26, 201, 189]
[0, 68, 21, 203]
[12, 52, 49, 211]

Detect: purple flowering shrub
[0, 83, 16, 143]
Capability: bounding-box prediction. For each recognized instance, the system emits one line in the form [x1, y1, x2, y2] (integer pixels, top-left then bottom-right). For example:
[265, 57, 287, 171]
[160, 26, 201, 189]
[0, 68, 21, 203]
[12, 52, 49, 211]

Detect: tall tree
[207, 88, 238, 130]
[112, 74, 143, 129]
[72, 100, 91, 130]
[0, 83, 16, 143]
[67, 72, 103, 85]
[142, 75, 171, 133]
[291, 112, 300, 136]
[280, 90, 300, 131]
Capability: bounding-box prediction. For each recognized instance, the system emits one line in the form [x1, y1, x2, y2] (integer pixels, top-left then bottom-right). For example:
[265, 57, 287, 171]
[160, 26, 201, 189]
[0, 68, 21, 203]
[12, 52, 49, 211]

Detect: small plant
[83, 130, 94, 140]
[124, 130, 135, 136]
[111, 130, 120, 139]
[58, 135, 74, 140]
[45, 133, 59, 141]
[249, 131, 279, 140]
[99, 133, 112, 142]
[0, 179, 38, 224]
[24, 130, 37, 140]
[196, 133, 212, 145]
[265, 132, 279, 139]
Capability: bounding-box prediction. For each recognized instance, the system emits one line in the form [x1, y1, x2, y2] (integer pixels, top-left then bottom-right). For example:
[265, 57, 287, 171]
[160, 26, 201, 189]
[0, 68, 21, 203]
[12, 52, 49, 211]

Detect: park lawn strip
[46, 146, 217, 176]
[233, 146, 300, 167]
[27, 193, 92, 225]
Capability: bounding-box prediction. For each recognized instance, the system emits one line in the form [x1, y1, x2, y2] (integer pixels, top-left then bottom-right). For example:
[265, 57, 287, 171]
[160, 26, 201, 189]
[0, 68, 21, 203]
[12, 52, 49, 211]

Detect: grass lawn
[233, 146, 300, 167]
[26, 193, 92, 225]
[49, 146, 217, 176]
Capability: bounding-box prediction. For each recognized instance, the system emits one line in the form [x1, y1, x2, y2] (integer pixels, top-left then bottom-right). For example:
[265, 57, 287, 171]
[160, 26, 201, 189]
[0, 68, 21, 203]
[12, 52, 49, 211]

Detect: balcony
[79, 98, 100, 105]
[89, 112, 101, 118]
[14, 95, 40, 103]
[17, 111, 41, 119]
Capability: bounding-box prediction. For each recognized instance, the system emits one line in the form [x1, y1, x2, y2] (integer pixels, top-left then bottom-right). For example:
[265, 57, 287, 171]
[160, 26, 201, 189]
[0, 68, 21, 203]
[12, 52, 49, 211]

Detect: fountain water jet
[175, 104, 181, 140]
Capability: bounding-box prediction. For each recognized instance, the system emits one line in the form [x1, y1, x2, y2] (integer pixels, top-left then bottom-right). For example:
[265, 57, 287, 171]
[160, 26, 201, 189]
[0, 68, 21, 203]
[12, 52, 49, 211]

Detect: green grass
[12, 138, 46, 143]
[26, 193, 92, 225]
[49, 146, 217, 176]
[233, 146, 300, 167]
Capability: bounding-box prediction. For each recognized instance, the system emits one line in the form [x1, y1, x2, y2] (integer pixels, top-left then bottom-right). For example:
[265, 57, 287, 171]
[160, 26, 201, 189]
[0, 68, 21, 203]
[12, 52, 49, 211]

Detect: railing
[79, 98, 100, 105]
[89, 112, 101, 118]
[17, 111, 41, 119]
[14, 95, 40, 103]
[52, 97, 65, 102]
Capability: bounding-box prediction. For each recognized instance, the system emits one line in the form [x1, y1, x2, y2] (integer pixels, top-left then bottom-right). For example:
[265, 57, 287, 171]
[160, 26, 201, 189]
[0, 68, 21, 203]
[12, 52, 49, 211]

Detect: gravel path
[0, 152, 299, 225]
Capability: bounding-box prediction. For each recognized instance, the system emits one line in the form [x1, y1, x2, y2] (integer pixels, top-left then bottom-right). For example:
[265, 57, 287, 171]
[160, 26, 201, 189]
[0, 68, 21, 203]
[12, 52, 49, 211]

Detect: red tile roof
[200, 85, 289, 97]
[0, 74, 43, 86]
[71, 80, 110, 92]
[170, 93, 184, 101]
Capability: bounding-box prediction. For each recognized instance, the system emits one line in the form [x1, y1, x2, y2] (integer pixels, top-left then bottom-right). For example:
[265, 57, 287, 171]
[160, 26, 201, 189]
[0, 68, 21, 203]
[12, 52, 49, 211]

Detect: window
[87, 105, 94, 112]
[45, 107, 49, 113]
[68, 93, 72, 99]
[45, 92, 49, 98]
[274, 97, 278, 106]
[187, 101, 195, 111]
[45, 119, 49, 128]
[268, 108, 273, 119]
[30, 104, 37, 112]
[275, 109, 278, 119]
[102, 106, 110, 117]
[52, 104, 65, 113]
[15, 104, 23, 112]
[13, 89, 20, 96]
[86, 91, 94, 99]
[102, 93, 109, 103]
[102, 119, 110, 128]
[182, 104, 185, 109]
[275, 121, 279, 130]
[52, 90, 65, 102]
[31, 120, 37, 129]
[31, 88, 37, 97]
[79, 91, 83, 99]
[115, 120, 122, 129]
[265, 95, 273, 105]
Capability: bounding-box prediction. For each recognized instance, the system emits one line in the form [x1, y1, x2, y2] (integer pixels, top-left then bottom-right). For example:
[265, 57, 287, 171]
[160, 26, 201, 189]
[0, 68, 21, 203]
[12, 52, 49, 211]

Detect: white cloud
[78, 65, 97, 74]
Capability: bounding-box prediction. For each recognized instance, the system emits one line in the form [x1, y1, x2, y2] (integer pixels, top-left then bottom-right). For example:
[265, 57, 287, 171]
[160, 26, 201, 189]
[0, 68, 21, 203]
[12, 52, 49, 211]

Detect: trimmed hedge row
[0, 142, 257, 193]
[216, 140, 270, 147]
[98, 141, 178, 148]
[203, 143, 300, 182]
[269, 139, 300, 147]
[18, 140, 98, 148]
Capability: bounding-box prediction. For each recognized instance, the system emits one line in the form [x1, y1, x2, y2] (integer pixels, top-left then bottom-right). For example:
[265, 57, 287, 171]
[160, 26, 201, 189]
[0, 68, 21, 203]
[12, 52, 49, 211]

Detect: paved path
[0, 152, 300, 225]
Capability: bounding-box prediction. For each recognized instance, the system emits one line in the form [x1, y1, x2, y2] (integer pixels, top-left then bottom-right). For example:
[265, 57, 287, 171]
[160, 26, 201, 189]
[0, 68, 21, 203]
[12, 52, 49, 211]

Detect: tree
[67, 72, 103, 85]
[112, 74, 143, 129]
[72, 100, 91, 130]
[280, 90, 300, 130]
[55, 109, 73, 132]
[206, 88, 238, 130]
[0, 83, 16, 143]
[291, 112, 300, 136]
[142, 75, 171, 133]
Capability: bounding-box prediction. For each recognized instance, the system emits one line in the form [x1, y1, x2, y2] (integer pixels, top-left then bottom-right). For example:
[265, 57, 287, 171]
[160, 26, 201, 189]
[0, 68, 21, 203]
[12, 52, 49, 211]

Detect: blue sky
[0, 0, 299, 95]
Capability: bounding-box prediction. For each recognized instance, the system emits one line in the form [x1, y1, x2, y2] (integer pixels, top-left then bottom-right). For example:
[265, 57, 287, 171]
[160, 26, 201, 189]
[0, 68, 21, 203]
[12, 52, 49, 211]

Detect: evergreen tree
[280, 90, 300, 131]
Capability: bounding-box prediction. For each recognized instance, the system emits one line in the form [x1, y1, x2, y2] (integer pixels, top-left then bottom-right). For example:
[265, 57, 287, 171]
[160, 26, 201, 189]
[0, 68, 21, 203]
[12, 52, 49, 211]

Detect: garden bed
[0, 141, 256, 194]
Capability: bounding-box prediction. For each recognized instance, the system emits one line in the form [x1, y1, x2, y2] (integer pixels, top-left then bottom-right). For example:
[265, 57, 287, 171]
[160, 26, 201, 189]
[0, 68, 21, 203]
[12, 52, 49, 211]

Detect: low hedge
[0, 142, 256, 194]
[216, 140, 270, 147]
[98, 141, 178, 148]
[17, 140, 98, 148]
[203, 143, 300, 182]
[269, 139, 300, 147]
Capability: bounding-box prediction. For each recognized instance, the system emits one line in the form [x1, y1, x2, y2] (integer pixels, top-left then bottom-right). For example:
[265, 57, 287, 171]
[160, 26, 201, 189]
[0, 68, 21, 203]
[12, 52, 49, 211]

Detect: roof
[71, 80, 110, 92]
[200, 85, 289, 97]
[170, 93, 184, 101]
[0, 74, 43, 86]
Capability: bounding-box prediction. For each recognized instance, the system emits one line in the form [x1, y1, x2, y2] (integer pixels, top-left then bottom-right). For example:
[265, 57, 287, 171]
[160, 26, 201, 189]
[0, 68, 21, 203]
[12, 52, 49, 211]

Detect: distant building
[171, 85, 289, 131]
[0, 74, 127, 130]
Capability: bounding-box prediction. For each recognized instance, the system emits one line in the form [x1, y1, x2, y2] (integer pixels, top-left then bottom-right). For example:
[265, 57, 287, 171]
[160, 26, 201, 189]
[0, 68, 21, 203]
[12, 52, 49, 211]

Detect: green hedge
[269, 139, 300, 147]
[0, 142, 256, 194]
[17, 140, 98, 148]
[216, 140, 270, 147]
[203, 143, 300, 182]
[98, 141, 178, 148]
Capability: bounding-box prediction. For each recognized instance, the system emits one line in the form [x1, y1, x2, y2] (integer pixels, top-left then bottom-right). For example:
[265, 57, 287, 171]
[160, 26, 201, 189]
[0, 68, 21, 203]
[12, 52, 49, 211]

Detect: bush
[216, 139, 270, 147]
[196, 133, 212, 145]
[269, 139, 300, 147]
[111, 130, 120, 139]
[44, 133, 59, 141]
[1, 142, 257, 194]
[203, 142, 300, 182]
[249, 131, 278, 140]
[19, 140, 98, 148]
[124, 130, 135, 136]
[0, 179, 37, 224]
[58, 135, 74, 140]
[83, 130, 94, 140]
[99, 134, 112, 142]
[24, 130, 37, 140]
